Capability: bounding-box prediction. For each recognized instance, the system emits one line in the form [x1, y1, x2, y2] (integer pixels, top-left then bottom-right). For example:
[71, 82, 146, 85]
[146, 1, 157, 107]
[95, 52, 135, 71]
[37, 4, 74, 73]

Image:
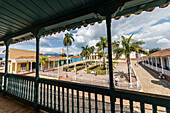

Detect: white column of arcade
[15, 62, 17, 74]
[160, 57, 164, 74]
[30, 62, 32, 72]
[155, 57, 158, 71]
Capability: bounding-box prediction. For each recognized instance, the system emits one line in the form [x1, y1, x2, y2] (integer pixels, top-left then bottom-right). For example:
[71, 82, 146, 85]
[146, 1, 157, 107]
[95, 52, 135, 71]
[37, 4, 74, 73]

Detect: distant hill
[43, 53, 59, 57]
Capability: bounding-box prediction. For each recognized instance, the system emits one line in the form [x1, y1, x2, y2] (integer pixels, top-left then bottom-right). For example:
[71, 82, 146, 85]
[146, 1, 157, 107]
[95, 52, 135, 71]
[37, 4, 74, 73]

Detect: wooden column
[32, 28, 44, 111]
[106, 14, 116, 113]
[34, 35, 40, 110]
[3, 39, 12, 95]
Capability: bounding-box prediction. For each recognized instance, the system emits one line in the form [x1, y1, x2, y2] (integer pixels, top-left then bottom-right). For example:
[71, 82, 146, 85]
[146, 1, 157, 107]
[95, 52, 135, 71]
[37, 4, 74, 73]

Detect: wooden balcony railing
[0, 73, 169, 113]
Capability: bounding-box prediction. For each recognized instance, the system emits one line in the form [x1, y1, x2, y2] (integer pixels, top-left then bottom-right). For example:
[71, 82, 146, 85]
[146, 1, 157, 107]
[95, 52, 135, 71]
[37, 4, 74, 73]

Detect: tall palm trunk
[67, 45, 69, 68]
[85, 57, 87, 70]
[90, 54, 92, 64]
[127, 58, 131, 82]
[103, 48, 105, 69]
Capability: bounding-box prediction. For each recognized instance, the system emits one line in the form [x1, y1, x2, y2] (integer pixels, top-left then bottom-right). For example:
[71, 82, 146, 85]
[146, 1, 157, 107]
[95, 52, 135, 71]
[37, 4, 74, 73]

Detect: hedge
[63, 62, 88, 71]
[87, 64, 115, 75]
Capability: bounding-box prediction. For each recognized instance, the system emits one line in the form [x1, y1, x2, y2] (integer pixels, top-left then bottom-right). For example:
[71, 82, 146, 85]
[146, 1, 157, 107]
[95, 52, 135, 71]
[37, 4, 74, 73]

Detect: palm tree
[81, 45, 90, 70]
[63, 33, 74, 68]
[112, 40, 119, 59]
[96, 37, 108, 69]
[39, 56, 49, 72]
[113, 34, 148, 81]
[88, 46, 95, 64]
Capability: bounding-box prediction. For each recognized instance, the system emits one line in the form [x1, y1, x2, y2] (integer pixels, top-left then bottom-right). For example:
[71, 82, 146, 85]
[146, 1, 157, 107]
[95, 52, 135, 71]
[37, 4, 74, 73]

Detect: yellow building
[3, 49, 68, 74]
[3, 49, 43, 74]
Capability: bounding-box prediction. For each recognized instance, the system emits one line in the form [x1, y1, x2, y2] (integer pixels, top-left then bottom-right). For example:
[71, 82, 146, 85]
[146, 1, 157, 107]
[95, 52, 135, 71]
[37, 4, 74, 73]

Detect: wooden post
[3, 39, 12, 95]
[106, 15, 116, 113]
[32, 28, 45, 111]
[34, 35, 40, 111]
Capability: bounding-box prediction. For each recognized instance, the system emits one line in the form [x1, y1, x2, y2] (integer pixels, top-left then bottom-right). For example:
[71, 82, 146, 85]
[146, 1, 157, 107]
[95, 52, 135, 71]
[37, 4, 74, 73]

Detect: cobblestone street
[132, 61, 170, 96]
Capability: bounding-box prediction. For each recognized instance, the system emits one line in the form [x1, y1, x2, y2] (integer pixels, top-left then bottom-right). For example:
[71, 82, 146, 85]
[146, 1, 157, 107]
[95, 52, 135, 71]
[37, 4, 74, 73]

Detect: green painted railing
[6, 74, 35, 105]
[1, 73, 170, 113]
[0, 73, 3, 91]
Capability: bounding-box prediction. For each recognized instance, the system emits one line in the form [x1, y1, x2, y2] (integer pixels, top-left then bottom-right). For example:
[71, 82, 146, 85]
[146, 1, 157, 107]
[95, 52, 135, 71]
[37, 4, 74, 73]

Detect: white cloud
[40, 47, 63, 54]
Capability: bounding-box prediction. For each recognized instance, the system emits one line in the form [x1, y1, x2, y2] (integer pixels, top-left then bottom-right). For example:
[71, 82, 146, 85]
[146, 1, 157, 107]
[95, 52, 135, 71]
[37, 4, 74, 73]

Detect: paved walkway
[132, 61, 170, 96]
[0, 94, 46, 113]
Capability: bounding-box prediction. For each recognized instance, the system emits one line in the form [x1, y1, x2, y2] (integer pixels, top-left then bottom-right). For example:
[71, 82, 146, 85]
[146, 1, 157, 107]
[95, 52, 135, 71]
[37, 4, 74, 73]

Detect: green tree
[149, 48, 161, 54]
[98, 52, 103, 58]
[81, 45, 90, 70]
[88, 46, 95, 64]
[63, 33, 74, 68]
[113, 34, 148, 82]
[69, 54, 74, 57]
[59, 53, 66, 57]
[96, 37, 108, 69]
[39, 56, 49, 72]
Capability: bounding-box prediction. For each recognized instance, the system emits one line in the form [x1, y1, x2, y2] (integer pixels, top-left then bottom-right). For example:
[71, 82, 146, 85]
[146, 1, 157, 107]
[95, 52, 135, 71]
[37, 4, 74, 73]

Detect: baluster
[120, 98, 123, 113]
[24, 79, 27, 99]
[14, 78, 16, 94]
[44, 83, 46, 106]
[21, 79, 24, 98]
[58, 86, 60, 112]
[72, 89, 74, 113]
[47, 84, 49, 108]
[17, 78, 19, 96]
[19, 79, 21, 97]
[83, 91, 85, 113]
[26, 80, 28, 100]
[77, 90, 79, 113]
[12, 78, 14, 94]
[31, 81, 34, 102]
[130, 100, 133, 113]
[8, 77, 10, 92]
[62, 87, 65, 113]
[67, 88, 69, 113]
[152, 105, 157, 113]
[11, 77, 13, 93]
[50, 85, 52, 109]
[0, 76, 2, 90]
[40, 83, 42, 105]
[15, 78, 17, 95]
[54, 85, 56, 111]
[166, 107, 170, 113]
[23, 79, 26, 99]
[88, 92, 91, 113]
[140, 102, 145, 113]
[95, 93, 98, 113]
[28, 80, 31, 101]
[102, 95, 105, 113]
[21, 79, 23, 97]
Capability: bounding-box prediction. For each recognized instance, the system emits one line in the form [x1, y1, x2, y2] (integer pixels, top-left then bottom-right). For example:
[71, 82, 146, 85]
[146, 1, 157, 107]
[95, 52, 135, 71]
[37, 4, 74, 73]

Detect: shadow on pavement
[151, 80, 170, 89]
[140, 63, 170, 89]
[114, 71, 129, 81]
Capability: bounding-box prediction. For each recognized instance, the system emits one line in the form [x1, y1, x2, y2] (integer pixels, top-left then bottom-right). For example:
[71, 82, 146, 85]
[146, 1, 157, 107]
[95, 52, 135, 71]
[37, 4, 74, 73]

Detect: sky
[0, 6, 170, 55]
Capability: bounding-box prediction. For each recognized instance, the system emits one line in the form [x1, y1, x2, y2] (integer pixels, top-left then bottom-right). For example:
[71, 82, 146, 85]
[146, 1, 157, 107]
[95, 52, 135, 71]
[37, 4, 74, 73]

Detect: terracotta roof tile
[151, 48, 170, 57]
[56, 57, 67, 60]
[70, 56, 82, 58]
[16, 56, 37, 59]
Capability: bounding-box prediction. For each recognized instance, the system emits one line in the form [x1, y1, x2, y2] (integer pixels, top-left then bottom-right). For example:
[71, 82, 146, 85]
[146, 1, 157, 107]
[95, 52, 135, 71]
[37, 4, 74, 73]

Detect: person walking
[115, 77, 119, 86]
